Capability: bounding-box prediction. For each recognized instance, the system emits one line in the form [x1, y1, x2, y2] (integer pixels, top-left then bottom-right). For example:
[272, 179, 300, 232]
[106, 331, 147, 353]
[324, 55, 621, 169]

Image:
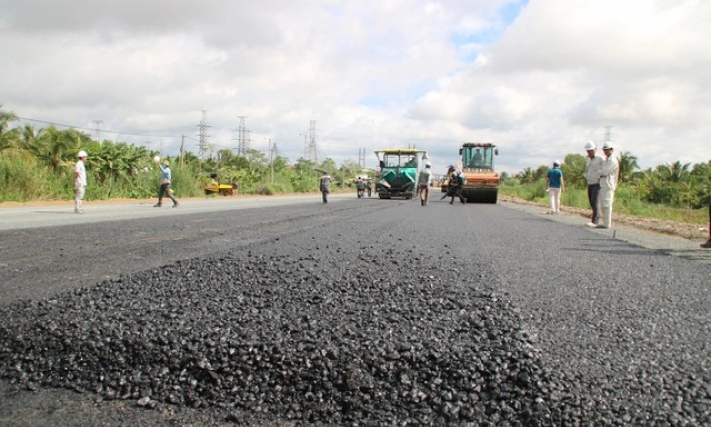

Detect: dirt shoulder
[499, 195, 708, 242]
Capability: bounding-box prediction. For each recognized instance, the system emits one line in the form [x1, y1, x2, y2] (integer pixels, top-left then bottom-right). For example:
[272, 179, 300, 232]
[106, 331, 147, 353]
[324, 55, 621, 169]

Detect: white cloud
[1, 0, 710, 175]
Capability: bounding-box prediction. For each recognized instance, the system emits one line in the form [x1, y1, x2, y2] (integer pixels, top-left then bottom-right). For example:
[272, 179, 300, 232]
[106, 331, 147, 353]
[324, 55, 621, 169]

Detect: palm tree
[0, 106, 21, 155]
[656, 161, 691, 183]
[618, 151, 640, 183]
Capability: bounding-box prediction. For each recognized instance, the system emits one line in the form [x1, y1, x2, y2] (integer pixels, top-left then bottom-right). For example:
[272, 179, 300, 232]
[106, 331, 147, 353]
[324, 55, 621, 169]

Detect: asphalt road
[1, 193, 710, 426]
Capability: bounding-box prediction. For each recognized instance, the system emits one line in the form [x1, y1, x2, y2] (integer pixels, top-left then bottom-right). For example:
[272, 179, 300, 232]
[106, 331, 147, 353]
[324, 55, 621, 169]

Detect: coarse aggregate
[0, 245, 555, 426]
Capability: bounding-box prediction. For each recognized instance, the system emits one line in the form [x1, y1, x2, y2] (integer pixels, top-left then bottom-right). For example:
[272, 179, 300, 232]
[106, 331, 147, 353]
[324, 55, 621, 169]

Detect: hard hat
[77, 150, 88, 158]
[584, 141, 596, 151]
[448, 164, 455, 170]
[425, 162, 431, 168]
[602, 141, 614, 150]
[553, 160, 561, 166]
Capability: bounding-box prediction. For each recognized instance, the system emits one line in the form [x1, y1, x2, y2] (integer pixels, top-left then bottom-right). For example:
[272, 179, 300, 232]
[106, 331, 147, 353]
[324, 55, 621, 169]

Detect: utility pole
[198, 110, 211, 158]
[605, 125, 612, 142]
[180, 135, 185, 169]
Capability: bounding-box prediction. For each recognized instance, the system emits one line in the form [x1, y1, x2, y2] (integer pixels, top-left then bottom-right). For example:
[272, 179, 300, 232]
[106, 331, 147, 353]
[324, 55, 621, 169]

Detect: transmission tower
[306, 120, 318, 163]
[605, 125, 613, 142]
[198, 110, 211, 158]
[358, 148, 366, 169]
[92, 120, 103, 142]
[235, 116, 251, 155]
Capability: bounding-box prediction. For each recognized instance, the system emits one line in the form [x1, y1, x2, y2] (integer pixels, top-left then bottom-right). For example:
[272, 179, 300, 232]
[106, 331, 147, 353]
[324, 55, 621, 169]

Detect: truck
[458, 142, 500, 204]
[373, 148, 428, 199]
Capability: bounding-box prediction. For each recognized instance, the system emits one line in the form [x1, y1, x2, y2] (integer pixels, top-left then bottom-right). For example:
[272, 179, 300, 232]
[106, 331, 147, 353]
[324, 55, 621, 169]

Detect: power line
[15, 116, 183, 140]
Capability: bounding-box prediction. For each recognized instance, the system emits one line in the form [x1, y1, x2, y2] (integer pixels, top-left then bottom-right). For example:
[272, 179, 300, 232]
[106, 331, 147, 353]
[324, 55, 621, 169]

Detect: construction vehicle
[458, 142, 500, 203]
[373, 148, 428, 199]
[203, 173, 238, 196]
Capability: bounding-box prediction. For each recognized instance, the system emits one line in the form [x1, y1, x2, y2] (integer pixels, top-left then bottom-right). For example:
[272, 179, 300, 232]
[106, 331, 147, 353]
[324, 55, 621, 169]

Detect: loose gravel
[0, 246, 555, 426]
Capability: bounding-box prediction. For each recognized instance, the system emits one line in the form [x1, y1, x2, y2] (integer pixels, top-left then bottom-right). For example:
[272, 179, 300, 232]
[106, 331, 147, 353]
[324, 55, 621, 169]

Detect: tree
[562, 153, 587, 189]
[618, 151, 640, 183]
[0, 106, 21, 155]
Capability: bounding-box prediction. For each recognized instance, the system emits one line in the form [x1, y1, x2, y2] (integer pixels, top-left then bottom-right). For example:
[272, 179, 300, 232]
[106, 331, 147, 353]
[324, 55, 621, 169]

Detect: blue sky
[1, 0, 709, 175]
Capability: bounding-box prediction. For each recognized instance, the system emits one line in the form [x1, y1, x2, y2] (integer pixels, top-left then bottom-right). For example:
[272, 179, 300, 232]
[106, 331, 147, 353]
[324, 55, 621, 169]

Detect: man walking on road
[154, 159, 179, 208]
[319, 171, 332, 204]
[584, 141, 604, 227]
[418, 162, 432, 206]
[441, 165, 466, 204]
[74, 150, 88, 214]
[597, 141, 619, 229]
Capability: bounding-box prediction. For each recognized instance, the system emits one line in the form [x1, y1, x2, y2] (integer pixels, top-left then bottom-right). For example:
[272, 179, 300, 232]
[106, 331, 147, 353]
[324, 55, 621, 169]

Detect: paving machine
[459, 143, 499, 203]
[374, 148, 428, 199]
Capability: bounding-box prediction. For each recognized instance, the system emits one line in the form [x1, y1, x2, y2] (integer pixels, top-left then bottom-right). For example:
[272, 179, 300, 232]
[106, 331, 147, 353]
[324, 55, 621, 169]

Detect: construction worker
[584, 141, 604, 227]
[417, 162, 432, 206]
[319, 171, 332, 204]
[597, 142, 619, 229]
[441, 165, 466, 204]
[546, 160, 564, 214]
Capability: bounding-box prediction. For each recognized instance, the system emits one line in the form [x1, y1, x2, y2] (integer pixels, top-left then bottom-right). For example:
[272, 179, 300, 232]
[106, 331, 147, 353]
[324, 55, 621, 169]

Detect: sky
[1, 0, 710, 175]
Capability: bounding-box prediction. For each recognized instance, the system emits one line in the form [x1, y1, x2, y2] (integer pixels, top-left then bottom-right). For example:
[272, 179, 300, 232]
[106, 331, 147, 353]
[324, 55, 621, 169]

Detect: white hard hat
[77, 150, 88, 158]
[602, 141, 614, 150]
[584, 141, 596, 151]
[553, 160, 561, 166]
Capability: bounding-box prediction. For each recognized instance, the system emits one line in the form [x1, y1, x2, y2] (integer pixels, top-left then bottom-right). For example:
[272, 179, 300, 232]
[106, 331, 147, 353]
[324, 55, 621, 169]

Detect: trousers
[587, 183, 600, 224]
[548, 188, 561, 212]
[600, 186, 615, 228]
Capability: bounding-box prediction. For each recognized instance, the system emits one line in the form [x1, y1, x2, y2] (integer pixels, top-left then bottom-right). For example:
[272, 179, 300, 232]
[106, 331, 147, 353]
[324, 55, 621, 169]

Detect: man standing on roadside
[546, 160, 564, 214]
[597, 141, 619, 229]
[584, 141, 604, 227]
[154, 159, 179, 208]
[74, 150, 88, 214]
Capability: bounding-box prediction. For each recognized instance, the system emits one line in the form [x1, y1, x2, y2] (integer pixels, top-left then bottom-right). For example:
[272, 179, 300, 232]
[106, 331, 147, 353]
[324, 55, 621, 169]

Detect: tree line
[0, 107, 366, 203]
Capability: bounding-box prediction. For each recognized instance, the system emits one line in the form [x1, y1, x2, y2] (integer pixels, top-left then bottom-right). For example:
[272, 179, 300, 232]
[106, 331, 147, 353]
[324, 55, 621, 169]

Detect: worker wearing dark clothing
[441, 166, 466, 204]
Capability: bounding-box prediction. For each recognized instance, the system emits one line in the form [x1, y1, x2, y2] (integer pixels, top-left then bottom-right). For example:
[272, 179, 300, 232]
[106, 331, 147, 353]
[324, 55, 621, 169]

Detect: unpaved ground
[498, 195, 709, 242]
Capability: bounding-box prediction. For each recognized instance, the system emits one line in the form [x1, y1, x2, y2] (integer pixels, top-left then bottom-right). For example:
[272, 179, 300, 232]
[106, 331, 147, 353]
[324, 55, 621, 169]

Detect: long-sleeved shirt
[600, 155, 619, 190]
[585, 155, 604, 185]
[159, 164, 172, 184]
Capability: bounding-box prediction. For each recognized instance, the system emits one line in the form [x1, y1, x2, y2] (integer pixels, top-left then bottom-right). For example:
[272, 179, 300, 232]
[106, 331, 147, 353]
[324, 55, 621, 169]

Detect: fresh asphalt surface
[0, 193, 709, 425]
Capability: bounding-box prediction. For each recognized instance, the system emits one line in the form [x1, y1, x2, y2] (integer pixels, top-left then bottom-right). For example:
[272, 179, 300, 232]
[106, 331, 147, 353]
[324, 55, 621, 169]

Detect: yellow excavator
[458, 143, 499, 203]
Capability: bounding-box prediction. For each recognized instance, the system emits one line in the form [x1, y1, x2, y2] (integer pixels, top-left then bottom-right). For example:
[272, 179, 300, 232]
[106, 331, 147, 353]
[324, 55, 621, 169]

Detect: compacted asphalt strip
[0, 195, 709, 426]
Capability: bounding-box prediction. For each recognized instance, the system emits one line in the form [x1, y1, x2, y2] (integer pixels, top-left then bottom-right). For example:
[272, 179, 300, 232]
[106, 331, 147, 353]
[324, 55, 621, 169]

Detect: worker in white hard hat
[73, 150, 88, 214]
[584, 141, 604, 227]
[597, 141, 619, 229]
[154, 158, 179, 208]
[417, 162, 433, 206]
[546, 160, 564, 214]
